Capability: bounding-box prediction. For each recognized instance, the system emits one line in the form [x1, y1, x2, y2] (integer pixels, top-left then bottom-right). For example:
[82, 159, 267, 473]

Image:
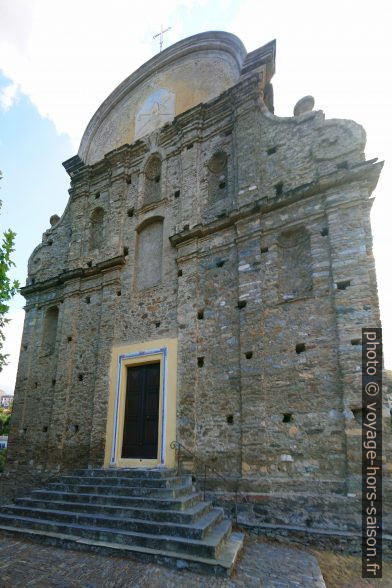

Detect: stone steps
[73, 468, 176, 478]
[0, 523, 244, 576]
[0, 468, 244, 575]
[29, 489, 202, 510]
[0, 512, 231, 558]
[0, 505, 224, 539]
[57, 475, 190, 488]
[44, 482, 192, 498]
[14, 497, 211, 523]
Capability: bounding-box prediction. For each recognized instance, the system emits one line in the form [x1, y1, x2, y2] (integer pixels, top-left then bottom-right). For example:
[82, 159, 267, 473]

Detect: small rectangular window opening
[337, 280, 351, 290]
[336, 161, 349, 170]
[296, 343, 306, 354]
[275, 182, 284, 196]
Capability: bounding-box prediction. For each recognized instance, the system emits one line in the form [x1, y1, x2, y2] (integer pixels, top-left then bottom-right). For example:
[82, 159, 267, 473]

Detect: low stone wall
[195, 474, 392, 534]
[0, 467, 63, 505]
[236, 520, 392, 561]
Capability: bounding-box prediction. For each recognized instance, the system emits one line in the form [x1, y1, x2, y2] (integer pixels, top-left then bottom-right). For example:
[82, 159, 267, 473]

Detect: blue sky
[0, 90, 71, 300]
[0, 0, 391, 393]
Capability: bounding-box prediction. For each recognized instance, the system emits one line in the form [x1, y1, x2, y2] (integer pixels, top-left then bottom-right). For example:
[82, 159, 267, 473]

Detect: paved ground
[0, 533, 325, 588]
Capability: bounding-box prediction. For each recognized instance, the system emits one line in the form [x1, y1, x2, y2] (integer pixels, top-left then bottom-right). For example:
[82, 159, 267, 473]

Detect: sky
[0, 0, 391, 394]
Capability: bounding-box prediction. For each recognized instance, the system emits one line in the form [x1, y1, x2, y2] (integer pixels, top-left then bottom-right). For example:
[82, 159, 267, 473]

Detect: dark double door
[121, 362, 160, 459]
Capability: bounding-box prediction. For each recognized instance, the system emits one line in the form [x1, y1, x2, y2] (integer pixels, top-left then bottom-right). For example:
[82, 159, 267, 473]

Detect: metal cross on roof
[153, 25, 171, 52]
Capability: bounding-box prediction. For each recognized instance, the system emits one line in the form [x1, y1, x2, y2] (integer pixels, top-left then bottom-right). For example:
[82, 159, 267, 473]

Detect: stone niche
[277, 227, 313, 301]
[89, 207, 104, 250]
[144, 155, 162, 206]
[41, 306, 59, 356]
[208, 151, 228, 203]
[135, 218, 164, 290]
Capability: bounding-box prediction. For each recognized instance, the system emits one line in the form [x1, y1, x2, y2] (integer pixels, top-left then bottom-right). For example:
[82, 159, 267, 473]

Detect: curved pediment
[78, 31, 247, 165]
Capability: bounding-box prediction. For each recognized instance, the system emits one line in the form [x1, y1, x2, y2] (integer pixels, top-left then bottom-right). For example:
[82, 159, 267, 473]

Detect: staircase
[0, 468, 244, 576]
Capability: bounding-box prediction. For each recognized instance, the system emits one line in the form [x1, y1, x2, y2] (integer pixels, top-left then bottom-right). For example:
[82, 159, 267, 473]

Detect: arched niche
[144, 155, 162, 206]
[277, 227, 313, 300]
[208, 151, 228, 203]
[135, 217, 164, 290]
[41, 306, 59, 355]
[89, 207, 104, 250]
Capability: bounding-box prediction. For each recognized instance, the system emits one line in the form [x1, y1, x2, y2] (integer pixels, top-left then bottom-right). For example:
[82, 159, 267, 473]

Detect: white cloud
[0, 81, 19, 111]
[0, 0, 196, 149]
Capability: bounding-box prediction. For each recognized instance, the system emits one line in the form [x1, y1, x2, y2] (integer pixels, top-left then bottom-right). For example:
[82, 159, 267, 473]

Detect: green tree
[0, 407, 12, 435]
[0, 449, 7, 473]
[0, 171, 19, 370]
[0, 405, 12, 473]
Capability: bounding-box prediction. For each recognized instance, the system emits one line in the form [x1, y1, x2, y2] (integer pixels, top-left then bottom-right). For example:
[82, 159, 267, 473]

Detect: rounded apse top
[78, 31, 247, 165]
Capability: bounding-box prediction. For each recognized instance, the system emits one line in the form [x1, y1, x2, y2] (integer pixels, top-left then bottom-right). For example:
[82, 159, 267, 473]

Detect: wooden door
[121, 362, 160, 459]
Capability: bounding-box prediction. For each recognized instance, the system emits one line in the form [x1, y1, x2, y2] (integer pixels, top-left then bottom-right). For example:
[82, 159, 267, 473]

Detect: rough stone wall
[2, 45, 389, 532]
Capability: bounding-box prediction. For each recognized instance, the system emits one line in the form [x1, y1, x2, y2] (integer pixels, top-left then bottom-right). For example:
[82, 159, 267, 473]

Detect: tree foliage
[0, 405, 12, 473]
[0, 407, 12, 435]
[0, 171, 20, 370]
[0, 449, 6, 473]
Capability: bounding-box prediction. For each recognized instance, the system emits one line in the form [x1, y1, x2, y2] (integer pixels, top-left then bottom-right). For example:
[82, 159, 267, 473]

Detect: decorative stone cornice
[62, 154, 86, 177]
[169, 160, 383, 247]
[21, 255, 126, 297]
[240, 39, 276, 81]
[63, 73, 262, 183]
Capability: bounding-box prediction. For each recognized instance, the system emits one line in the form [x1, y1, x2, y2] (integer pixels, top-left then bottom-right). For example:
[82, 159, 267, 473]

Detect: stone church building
[2, 32, 390, 540]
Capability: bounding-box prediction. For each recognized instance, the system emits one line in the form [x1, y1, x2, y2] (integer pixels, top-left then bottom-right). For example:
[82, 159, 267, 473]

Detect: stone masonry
[1, 31, 390, 534]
